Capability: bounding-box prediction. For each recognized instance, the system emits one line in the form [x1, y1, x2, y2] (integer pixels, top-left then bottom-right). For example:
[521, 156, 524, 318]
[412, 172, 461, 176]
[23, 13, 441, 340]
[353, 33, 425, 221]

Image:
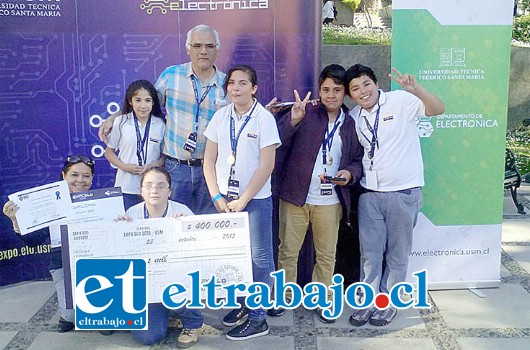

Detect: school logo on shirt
[75, 259, 148, 331]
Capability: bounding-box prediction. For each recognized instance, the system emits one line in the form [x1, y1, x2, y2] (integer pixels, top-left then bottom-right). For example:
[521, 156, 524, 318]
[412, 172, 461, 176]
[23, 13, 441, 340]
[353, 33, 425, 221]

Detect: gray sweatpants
[358, 188, 422, 295]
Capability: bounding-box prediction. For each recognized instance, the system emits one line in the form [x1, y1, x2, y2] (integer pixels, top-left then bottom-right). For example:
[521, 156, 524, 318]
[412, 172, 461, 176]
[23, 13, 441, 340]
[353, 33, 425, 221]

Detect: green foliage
[322, 24, 391, 45]
[325, 2, 529, 46]
[506, 126, 530, 175]
[513, 14, 530, 43]
[342, 0, 361, 12]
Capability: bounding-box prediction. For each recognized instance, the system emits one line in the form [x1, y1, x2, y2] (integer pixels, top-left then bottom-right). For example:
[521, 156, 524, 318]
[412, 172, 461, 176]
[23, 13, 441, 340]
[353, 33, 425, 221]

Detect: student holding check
[273, 64, 363, 322]
[111, 167, 201, 348]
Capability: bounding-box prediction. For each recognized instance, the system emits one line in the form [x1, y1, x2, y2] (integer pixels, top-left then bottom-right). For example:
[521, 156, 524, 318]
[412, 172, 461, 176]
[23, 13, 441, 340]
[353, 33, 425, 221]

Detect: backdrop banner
[0, 0, 321, 286]
[392, 0, 513, 288]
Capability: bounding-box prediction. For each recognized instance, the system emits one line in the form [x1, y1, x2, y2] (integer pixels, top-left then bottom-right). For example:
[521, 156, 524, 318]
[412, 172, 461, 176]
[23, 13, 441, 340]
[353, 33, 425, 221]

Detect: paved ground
[1, 185, 529, 350]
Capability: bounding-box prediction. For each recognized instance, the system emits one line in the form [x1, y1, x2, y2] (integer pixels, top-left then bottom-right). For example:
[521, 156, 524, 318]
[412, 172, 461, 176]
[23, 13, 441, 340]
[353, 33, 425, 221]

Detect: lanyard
[143, 203, 168, 218]
[133, 112, 152, 166]
[191, 75, 213, 133]
[358, 100, 381, 160]
[229, 100, 258, 160]
[321, 111, 342, 166]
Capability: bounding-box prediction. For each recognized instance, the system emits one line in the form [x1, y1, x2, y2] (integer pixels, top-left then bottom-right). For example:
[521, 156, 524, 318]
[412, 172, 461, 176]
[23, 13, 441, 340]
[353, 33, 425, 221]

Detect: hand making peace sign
[290, 89, 311, 127]
[388, 67, 419, 93]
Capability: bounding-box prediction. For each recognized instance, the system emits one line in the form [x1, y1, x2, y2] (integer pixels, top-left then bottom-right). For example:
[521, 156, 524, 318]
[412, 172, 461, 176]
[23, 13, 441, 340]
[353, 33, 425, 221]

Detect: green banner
[392, 8, 512, 226]
[394, 0, 513, 289]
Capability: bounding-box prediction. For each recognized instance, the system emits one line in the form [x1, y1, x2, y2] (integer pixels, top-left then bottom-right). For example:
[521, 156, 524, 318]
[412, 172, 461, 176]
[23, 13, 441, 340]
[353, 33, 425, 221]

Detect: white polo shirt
[108, 113, 166, 194]
[204, 101, 281, 199]
[350, 90, 425, 191]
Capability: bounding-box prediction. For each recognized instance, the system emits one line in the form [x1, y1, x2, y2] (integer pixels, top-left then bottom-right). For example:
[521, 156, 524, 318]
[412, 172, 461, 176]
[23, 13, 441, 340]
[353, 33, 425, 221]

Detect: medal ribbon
[133, 112, 152, 166]
[358, 100, 381, 161]
[321, 110, 342, 166]
[229, 100, 258, 161]
[191, 75, 213, 133]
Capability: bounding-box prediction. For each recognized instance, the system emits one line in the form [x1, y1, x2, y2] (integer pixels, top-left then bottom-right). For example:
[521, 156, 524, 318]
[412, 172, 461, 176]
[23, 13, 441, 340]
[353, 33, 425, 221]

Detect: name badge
[227, 179, 240, 199]
[320, 180, 333, 196]
[183, 132, 197, 153]
[366, 169, 378, 190]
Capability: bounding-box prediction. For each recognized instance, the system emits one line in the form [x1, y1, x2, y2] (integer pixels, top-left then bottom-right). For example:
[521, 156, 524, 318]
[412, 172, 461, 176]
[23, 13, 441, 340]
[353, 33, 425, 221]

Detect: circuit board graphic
[0, 0, 320, 284]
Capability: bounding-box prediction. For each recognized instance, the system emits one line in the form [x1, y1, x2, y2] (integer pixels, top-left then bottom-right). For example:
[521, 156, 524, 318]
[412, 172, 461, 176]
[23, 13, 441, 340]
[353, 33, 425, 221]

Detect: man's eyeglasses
[142, 183, 170, 191]
[189, 43, 217, 51]
[66, 155, 95, 167]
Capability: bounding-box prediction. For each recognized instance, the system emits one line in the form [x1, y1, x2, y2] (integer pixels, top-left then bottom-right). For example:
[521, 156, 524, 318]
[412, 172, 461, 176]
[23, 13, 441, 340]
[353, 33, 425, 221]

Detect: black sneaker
[99, 330, 114, 336]
[267, 307, 285, 317]
[222, 306, 248, 327]
[315, 308, 336, 324]
[225, 319, 269, 341]
[57, 317, 74, 333]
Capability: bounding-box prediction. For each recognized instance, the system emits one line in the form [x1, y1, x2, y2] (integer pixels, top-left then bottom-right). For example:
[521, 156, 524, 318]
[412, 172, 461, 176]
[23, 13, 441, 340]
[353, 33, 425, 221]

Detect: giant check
[62, 212, 253, 306]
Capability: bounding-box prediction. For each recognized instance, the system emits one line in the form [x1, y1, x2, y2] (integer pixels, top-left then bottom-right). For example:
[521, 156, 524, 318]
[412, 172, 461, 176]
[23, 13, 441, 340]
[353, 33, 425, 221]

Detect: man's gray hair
[186, 24, 221, 49]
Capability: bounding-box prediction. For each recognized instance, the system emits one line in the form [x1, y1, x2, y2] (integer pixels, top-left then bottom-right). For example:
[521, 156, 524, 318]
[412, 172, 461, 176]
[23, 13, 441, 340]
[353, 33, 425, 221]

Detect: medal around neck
[227, 154, 236, 166]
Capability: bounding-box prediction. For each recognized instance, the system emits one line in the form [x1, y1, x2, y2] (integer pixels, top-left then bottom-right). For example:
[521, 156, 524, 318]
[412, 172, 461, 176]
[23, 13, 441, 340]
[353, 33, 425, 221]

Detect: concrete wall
[322, 45, 391, 110]
[322, 45, 530, 130]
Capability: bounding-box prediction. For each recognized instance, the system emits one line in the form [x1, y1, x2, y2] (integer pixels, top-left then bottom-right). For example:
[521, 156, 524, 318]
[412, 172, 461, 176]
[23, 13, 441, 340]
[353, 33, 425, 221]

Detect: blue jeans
[242, 197, 275, 321]
[164, 158, 216, 215]
[131, 303, 203, 345]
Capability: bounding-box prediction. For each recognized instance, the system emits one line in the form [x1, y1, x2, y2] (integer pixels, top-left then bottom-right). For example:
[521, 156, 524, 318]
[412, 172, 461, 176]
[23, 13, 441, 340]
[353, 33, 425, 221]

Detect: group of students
[2, 24, 444, 348]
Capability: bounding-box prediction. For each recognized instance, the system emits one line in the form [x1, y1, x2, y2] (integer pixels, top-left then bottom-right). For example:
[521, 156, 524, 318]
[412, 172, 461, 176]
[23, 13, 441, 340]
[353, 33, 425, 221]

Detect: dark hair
[121, 80, 163, 118]
[140, 167, 171, 187]
[116, 80, 164, 146]
[223, 65, 258, 96]
[345, 64, 378, 96]
[319, 64, 347, 90]
[62, 155, 95, 175]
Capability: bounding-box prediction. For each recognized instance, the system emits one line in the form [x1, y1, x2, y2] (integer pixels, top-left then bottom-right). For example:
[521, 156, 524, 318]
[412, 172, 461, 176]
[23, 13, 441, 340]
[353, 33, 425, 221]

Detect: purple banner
[0, 0, 320, 285]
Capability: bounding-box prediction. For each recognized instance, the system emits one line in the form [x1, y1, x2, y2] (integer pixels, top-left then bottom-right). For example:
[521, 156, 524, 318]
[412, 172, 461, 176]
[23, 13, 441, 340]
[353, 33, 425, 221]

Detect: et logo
[75, 259, 148, 331]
